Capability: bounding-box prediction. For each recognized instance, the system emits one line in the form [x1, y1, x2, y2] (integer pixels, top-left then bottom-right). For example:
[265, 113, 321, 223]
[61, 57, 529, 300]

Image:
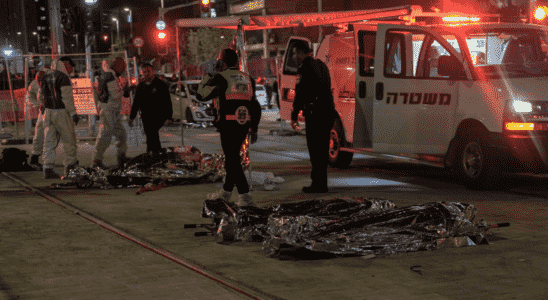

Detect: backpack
[0, 148, 33, 172]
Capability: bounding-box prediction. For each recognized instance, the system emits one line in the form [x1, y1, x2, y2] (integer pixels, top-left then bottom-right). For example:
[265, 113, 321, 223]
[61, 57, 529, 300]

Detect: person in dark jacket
[198, 48, 262, 206]
[128, 63, 172, 153]
[290, 41, 336, 193]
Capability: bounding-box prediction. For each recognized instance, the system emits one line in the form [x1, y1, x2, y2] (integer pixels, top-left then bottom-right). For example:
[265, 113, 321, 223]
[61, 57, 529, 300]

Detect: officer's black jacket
[129, 76, 172, 122]
[292, 56, 335, 121]
[199, 67, 262, 133]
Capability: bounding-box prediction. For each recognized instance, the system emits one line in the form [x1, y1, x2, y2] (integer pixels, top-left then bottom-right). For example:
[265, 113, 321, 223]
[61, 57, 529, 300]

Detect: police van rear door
[353, 24, 377, 149]
[280, 37, 311, 123]
[373, 24, 464, 155]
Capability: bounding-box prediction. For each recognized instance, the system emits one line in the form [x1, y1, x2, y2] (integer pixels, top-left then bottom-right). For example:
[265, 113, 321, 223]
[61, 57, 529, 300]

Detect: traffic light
[534, 5, 548, 22]
[97, 33, 111, 53]
[527, 0, 548, 24]
[158, 31, 167, 40]
[84, 7, 101, 33]
[100, 9, 112, 33]
[155, 29, 169, 55]
[201, 0, 210, 15]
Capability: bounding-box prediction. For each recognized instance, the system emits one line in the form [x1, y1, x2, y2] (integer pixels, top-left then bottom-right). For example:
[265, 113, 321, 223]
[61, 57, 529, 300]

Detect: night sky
[1, 0, 193, 56]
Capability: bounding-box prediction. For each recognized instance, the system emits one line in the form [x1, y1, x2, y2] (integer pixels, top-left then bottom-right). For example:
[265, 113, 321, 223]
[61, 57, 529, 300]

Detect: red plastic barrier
[0, 88, 37, 122]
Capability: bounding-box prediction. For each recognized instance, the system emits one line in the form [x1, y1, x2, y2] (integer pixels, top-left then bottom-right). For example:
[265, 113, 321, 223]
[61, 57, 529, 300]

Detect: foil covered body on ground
[201, 198, 491, 258]
[64, 146, 248, 189]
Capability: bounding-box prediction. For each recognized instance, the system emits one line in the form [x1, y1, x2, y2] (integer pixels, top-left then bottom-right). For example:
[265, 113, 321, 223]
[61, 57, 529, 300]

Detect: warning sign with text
[72, 78, 97, 115]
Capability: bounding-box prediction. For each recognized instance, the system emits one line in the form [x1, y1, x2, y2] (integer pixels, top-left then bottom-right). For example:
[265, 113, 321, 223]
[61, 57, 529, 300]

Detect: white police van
[279, 7, 548, 188]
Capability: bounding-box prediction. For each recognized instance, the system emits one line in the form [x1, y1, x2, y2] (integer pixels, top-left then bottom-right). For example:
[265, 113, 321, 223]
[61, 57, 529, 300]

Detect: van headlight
[511, 100, 533, 113]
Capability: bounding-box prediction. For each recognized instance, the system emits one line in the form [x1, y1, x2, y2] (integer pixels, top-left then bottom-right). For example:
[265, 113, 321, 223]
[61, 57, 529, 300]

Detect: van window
[358, 31, 376, 76]
[425, 35, 458, 78]
[283, 40, 309, 75]
[385, 34, 404, 76]
[384, 30, 462, 79]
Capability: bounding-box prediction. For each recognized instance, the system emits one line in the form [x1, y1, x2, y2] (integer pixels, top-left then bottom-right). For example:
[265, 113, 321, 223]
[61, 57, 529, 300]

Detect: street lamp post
[124, 8, 133, 40]
[32, 32, 40, 52]
[84, 0, 98, 136]
[112, 17, 120, 51]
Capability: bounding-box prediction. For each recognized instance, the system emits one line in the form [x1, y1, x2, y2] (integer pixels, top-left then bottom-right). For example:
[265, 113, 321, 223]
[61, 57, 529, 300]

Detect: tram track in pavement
[1, 172, 281, 300]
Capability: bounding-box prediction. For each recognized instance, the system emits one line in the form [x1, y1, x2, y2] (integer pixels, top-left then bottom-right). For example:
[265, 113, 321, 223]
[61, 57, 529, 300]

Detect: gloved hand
[291, 120, 301, 132]
[39, 105, 45, 114]
[72, 114, 80, 126]
[250, 130, 258, 144]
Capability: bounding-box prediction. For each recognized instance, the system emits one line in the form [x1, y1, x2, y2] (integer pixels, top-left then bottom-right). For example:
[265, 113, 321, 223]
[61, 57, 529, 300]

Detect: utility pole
[318, 0, 323, 44]
[49, 0, 64, 55]
[21, 0, 28, 54]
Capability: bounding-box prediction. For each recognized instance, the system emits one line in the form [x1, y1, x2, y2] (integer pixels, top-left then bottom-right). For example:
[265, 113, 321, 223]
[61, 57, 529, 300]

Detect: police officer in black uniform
[291, 42, 336, 193]
[198, 48, 262, 206]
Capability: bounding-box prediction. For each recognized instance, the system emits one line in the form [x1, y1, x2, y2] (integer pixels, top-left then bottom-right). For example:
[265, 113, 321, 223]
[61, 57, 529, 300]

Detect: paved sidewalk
[2, 108, 548, 299]
[0, 173, 254, 300]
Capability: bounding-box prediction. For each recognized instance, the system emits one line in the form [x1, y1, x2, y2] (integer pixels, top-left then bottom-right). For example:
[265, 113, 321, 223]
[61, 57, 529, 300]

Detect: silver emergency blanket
[65, 146, 228, 189]
[201, 198, 493, 258]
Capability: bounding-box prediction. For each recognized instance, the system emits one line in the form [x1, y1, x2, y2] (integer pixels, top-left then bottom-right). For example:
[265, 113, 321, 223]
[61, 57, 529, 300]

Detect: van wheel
[328, 119, 353, 168]
[185, 108, 195, 123]
[455, 132, 501, 189]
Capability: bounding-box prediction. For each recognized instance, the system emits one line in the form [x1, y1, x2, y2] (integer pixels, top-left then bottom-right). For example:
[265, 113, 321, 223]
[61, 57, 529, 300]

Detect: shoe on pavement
[236, 193, 256, 207]
[29, 154, 40, 165]
[302, 185, 328, 193]
[29, 162, 43, 171]
[207, 189, 232, 202]
[29, 155, 43, 171]
[117, 154, 129, 168]
[90, 160, 108, 170]
[43, 168, 60, 179]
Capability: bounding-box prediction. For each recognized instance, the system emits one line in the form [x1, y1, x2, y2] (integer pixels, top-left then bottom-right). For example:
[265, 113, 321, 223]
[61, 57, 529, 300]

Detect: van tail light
[505, 122, 535, 131]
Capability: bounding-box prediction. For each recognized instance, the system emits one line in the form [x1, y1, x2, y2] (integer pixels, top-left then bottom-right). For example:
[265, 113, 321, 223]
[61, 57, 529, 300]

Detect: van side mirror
[438, 56, 467, 79]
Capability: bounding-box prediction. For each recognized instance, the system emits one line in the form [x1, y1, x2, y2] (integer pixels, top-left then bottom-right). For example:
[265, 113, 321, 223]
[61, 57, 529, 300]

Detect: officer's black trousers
[220, 124, 250, 194]
[142, 117, 166, 153]
[305, 113, 334, 188]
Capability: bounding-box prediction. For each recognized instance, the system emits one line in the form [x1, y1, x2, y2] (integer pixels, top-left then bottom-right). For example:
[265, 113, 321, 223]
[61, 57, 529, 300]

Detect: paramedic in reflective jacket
[291, 42, 336, 193]
[198, 48, 262, 206]
[38, 57, 80, 179]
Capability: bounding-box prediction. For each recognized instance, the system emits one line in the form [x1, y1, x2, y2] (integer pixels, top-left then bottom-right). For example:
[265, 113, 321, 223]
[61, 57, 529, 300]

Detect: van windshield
[463, 28, 548, 79]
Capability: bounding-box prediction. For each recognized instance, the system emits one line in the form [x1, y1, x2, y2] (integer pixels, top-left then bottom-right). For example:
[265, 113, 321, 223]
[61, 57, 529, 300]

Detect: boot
[64, 161, 79, 178]
[302, 185, 328, 193]
[29, 155, 42, 171]
[90, 160, 108, 170]
[43, 168, 60, 179]
[236, 193, 256, 207]
[207, 189, 232, 202]
[117, 154, 128, 168]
